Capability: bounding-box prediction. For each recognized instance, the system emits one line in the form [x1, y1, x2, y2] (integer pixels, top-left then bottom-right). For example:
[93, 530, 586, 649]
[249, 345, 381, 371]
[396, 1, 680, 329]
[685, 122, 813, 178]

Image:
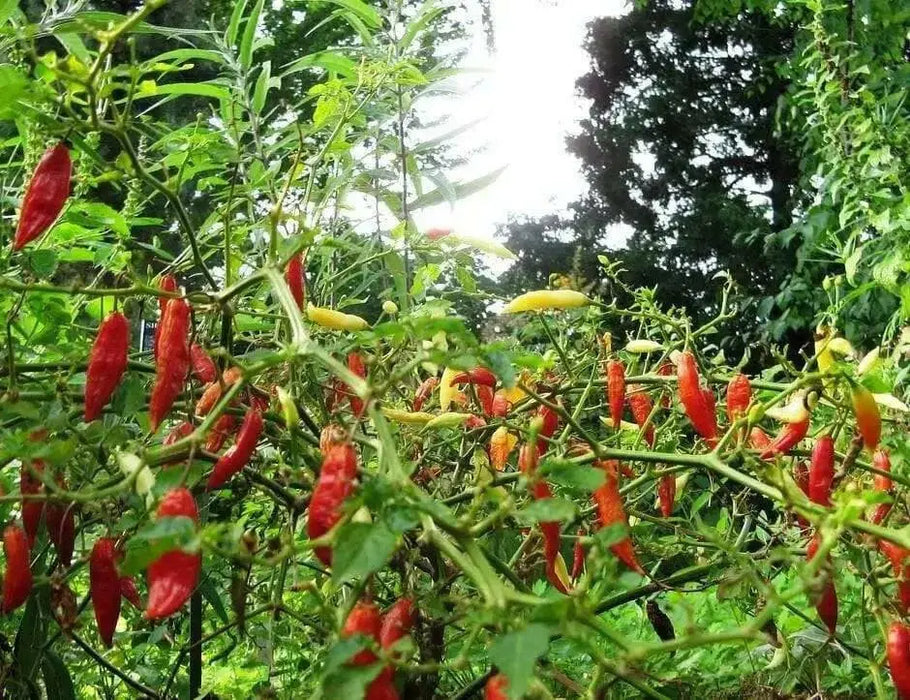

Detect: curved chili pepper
[190, 344, 217, 384]
[153, 275, 178, 362]
[13, 143, 72, 250]
[84, 311, 130, 422]
[808, 435, 835, 507]
[308, 442, 358, 566]
[750, 427, 772, 451]
[872, 448, 893, 524]
[879, 540, 910, 613]
[806, 533, 837, 634]
[593, 460, 643, 573]
[2, 525, 32, 613]
[519, 442, 569, 593]
[474, 385, 494, 417]
[206, 408, 264, 490]
[658, 473, 676, 518]
[205, 413, 237, 453]
[571, 528, 586, 582]
[347, 353, 367, 417]
[20, 459, 44, 547]
[485, 674, 509, 700]
[412, 376, 439, 412]
[851, 384, 881, 451]
[536, 404, 560, 454]
[342, 600, 382, 666]
[90, 537, 122, 647]
[120, 576, 142, 609]
[196, 366, 242, 417]
[146, 488, 201, 620]
[725, 373, 751, 423]
[760, 417, 810, 460]
[491, 390, 511, 418]
[451, 367, 497, 387]
[606, 360, 626, 429]
[371, 598, 415, 696]
[676, 352, 717, 444]
[161, 421, 195, 465]
[149, 299, 191, 432]
[628, 385, 655, 446]
[889, 621, 910, 699]
[285, 252, 306, 310]
[46, 475, 75, 567]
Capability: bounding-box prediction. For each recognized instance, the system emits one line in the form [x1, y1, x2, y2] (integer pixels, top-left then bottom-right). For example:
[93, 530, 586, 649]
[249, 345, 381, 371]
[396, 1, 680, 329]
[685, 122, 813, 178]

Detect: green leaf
[199, 577, 230, 624]
[538, 459, 606, 492]
[489, 623, 552, 698]
[331, 522, 397, 585]
[41, 651, 76, 700]
[322, 661, 384, 699]
[14, 592, 46, 682]
[27, 249, 58, 278]
[0, 0, 19, 25]
[281, 51, 357, 79]
[120, 517, 198, 576]
[319, 0, 381, 28]
[515, 498, 576, 524]
[226, 0, 249, 46]
[593, 522, 628, 549]
[408, 167, 506, 210]
[136, 81, 231, 102]
[240, 0, 266, 69]
[252, 61, 271, 115]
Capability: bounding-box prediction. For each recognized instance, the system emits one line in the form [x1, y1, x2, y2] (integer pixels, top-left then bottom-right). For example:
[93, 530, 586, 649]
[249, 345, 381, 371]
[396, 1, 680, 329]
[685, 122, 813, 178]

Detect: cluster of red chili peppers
[342, 597, 415, 699]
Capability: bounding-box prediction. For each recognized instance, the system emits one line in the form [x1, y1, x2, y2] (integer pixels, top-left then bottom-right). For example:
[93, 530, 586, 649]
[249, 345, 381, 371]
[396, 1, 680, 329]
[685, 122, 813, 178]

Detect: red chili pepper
[852, 384, 881, 451]
[889, 621, 910, 699]
[451, 367, 497, 387]
[190, 344, 217, 384]
[485, 673, 509, 700]
[725, 373, 751, 424]
[519, 442, 569, 593]
[204, 413, 237, 453]
[342, 600, 382, 666]
[491, 390, 511, 418]
[793, 461, 810, 529]
[153, 275, 178, 362]
[379, 598, 414, 650]
[536, 404, 560, 454]
[285, 252, 306, 310]
[162, 421, 195, 465]
[571, 528, 585, 582]
[750, 427, 772, 451]
[879, 540, 910, 613]
[146, 488, 201, 620]
[206, 408, 264, 489]
[657, 362, 673, 408]
[872, 448, 893, 524]
[347, 353, 367, 417]
[90, 537, 122, 647]
[308, 443, 358, 566]
[627, 385, 655, 446]
[149, 299, 191, 431]
[473, 385, 494, 417]
[196, 366, 242, 417]
[13, 143, 72, 250]
[806, 533, 837, 634]
[120, 575, 142, 609]
[2, 525, 32, 613]
[20, 459, 44, 548]
[658, 473, 676, 518]
[412, 376, 438, 412]
[808, 435, 835, 507]
[760, 417, 810, 460]
[593, 460, 643, 573]
[46, 475, 75, 567]
[606, 360, 625, 430]
[676, 352, 717, 445]
[84, 311, 130, 422]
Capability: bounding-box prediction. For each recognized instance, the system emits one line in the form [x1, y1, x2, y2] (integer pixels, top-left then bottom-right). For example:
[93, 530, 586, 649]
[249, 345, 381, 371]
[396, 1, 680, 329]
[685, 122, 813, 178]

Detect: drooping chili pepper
[485, 673, 509, 700]
[646, 600, 675, 642]
[676, 352, 717, 444]
[571, 528, 586, 582]
[346, 353, 367, 417]
[285, 252, 306, 310]
[872, 448, 893, 525]
[342, 600, 382, 666]
[881, 540, 910, 612]
[472, 384, 493, 417]
[2, 525, 32, 613]
[657, 362, 673, 409]
[306, 304, 369, 331]
[308, 442, 358, 566]
[205, 413, 237, 453]
[536, 404, 560, 454]
[13, 143, 72, 251]
[90, 537, 122, 648]
[658, 473, 676, 518]
[412, 376, 438, 412]
[120, 576, 142, 609]
[808, 435, 835, 507]
[146, 488, 201, 620]
[162, 421, 195, 465]
[149, 299, 191, 432]
[248, 389, 270, 413]
[628, 385, 655, 446]
[593, 460, 643, 573]
[196, 366, 242, 417]
[46, 475, 75, 567]
[373, 598, 415, 694]
[84, 311, 130, 422]
[451, 367, 497, 387]
[206, 408, 264, 490]
[153, 275, 178, 362]
[725, 373, 751, 424]
[851, 384, 881, 451]
[489, 427, 518, 470]
[888, 621, 910, 699]
[190, 344, 217, 384]
[491, 390, 511, 417]
[793, 461, 810, 529]
[20, 459, 44, 547]
[806, 533, 837, 634]
[606, 360, 626, 430]
[760, 417, 810, 460]
[502, 289, 591, 313]
[464, 414, 487, 430]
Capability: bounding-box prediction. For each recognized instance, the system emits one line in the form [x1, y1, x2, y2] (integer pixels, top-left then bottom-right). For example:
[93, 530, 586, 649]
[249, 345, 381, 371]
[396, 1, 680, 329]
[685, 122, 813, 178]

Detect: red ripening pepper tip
[146, 488, 201, 620]
[491, 390, 511, 418]
[485, 674, 509, 700]
[627, 385, 655, 447]
[346, 353, 367, 417]
[84, 311, 130, 422]
[725, 373, 751, 424]
[412, 376, 438, 412]
[284, 253, 306, 310]
[205, 413, 238, 454]
[851, 384, 881, 451]
[20, 459, 44, 547]
[536, 404, 560, 454]
[750, 427, 772, 451]
[676, 352, 717, 445]
[308, 442, 358, 567]
[2, 525, 33, 613]
[760, 417, 810, 460]
[606, 360, 626, 430]
[475, 385, 494, 417]
[372, 598, 415, 696]
[206, 408, 264, 490]
[793, 461, 810, 530]
[519, 442, 569, 594]
[658, 473, 676, 518]
[451, 367, 497, 387]
[90, 538, 122, 648]
[196, 366, 242, 417]
[879, 540, 910, 613]
[149, 299, 191, 432]
[120, 576, 142, 609]
[572, 528, 586, 582]
[808, 435, 835, 507]
[342, 600, 382, 666]
[593, 460, 643, 574]
[46, 475, 75, 567]
[153, 275, 178, 362]
[806, 533, 838, 635]
[190, 344, 217, 384]
[13, 143, 72, 251]
[872, 448, 893, 525]
[889, 621, 910, 699]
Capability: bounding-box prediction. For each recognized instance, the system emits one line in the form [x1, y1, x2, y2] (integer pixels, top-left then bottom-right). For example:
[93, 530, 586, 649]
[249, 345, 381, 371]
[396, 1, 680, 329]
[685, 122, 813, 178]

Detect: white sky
[415, 0, 627, 243]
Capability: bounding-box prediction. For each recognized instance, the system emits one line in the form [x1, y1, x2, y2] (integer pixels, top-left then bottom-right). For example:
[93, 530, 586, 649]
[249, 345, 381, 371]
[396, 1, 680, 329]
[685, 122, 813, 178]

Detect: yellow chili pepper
[305, 303, 369, 331]
[502, 290, 591, 314]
